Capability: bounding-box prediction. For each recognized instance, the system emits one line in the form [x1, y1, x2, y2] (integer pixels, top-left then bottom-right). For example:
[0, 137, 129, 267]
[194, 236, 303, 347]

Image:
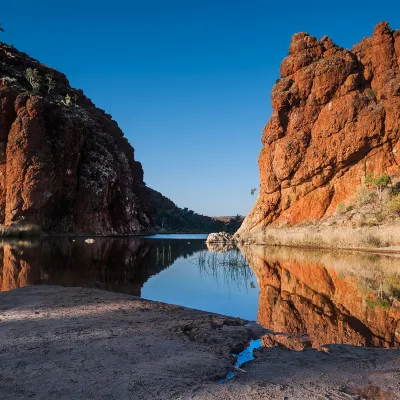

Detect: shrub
[61, 94, 72, 106]
[366, 297, 391, 311]
[25, 68, 42, 92]
[46, 74, 56, 93]
[336, 203, 346, 214]
[387, 195, 400, 214]
[356, 186, 377, 207]
[364, 234, 382, 248]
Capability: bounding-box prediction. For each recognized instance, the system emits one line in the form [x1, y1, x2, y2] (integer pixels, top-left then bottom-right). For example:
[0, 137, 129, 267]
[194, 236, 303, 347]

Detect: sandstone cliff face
[239, 22, 400, 234]
[0, 42, 153, 235]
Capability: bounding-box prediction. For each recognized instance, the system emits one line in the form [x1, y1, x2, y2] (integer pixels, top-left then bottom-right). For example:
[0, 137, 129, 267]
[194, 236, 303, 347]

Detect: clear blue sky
[1, 1, 399, 216]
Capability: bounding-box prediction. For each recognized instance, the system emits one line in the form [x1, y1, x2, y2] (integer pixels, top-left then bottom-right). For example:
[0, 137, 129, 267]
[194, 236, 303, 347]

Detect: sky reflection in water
[0, 234, 399, 349]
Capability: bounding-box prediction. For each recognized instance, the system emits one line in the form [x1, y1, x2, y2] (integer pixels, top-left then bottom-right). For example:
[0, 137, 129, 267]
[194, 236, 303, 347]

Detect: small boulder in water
[206, 232, 235, 244]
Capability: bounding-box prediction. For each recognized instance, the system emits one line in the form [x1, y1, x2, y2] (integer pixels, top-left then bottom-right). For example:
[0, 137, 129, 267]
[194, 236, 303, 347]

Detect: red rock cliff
[0, 42, 154, 235]
[238, 22, 400, 234]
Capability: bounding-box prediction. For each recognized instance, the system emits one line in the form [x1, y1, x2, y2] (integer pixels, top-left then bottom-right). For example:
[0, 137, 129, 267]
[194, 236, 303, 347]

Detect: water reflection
[240, 245, 400, 349]
[196, 249, 255, 292]
[1, 237, 399, 349]
[0, 237, 205, 296]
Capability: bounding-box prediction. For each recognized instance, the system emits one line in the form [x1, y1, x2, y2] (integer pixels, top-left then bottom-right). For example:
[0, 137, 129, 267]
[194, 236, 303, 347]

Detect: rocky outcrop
[238, 22, 400, 235]
[0, 42, 153, 235]
[206, 232, 234, 243]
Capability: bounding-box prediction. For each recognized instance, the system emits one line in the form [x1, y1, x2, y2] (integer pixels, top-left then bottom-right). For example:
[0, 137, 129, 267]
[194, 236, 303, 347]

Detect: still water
[1, 234, 399, 349]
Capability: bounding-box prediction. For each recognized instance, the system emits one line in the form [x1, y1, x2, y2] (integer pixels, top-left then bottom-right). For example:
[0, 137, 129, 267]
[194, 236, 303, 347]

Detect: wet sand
[0, 286, 399, 399]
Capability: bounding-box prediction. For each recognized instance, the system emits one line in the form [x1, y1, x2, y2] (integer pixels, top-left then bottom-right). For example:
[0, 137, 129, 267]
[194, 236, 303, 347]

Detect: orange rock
[239, 22, 400, 233]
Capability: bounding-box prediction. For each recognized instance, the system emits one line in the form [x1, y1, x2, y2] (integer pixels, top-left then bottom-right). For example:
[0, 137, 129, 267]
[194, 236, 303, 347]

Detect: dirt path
[0, 286, 399, 399]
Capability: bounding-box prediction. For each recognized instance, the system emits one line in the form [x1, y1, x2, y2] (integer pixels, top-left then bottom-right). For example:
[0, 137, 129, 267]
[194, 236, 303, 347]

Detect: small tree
[250, 188, 257, 196]
[26, 68, 42, 92]
[365, 173, 391, 201]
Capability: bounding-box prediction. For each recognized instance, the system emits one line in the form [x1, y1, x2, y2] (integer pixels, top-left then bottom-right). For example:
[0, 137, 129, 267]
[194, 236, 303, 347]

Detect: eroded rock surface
[239, 22, 400, 234]
[0, 42, 153, 234]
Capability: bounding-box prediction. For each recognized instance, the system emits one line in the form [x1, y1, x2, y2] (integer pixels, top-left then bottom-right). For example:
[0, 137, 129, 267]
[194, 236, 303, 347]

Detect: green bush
[25, 68, 42, 93]
[366, 297, 391, 311]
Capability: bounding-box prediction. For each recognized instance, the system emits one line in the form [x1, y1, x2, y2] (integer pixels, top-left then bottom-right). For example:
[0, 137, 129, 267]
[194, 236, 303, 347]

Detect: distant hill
[146, 188, 243, 234]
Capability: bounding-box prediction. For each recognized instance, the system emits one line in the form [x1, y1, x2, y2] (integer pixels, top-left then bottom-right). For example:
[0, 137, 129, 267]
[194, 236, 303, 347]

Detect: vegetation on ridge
[146, 187, 243, 234]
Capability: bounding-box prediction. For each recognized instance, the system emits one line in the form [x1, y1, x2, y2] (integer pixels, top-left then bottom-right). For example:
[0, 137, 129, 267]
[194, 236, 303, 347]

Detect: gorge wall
[0, 42, 153, 235]
[238, 22, 400, 235]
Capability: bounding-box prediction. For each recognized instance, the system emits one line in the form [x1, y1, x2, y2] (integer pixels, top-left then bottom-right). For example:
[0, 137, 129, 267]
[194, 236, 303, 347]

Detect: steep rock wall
[0, 42, 153, 235]
[239, 22, 400, 234]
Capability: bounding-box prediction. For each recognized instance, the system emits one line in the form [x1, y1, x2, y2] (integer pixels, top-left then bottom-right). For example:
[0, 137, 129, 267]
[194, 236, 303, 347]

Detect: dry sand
[0, 286, 399, 399]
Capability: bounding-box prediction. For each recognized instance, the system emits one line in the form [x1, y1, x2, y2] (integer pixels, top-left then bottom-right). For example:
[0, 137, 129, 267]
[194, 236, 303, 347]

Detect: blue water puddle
[218, 339, 262, 383]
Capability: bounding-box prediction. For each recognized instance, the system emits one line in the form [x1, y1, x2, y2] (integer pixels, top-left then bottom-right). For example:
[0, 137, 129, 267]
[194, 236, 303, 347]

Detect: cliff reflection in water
[1, 237, 399, 349]
[0, 237, 206, 296]
[240, 245, 400, 349]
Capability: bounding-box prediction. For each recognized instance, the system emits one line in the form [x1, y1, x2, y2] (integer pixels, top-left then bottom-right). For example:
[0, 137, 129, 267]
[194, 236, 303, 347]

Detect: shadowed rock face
[239, 22, 400, 233]
[240, 245, 400, 349]
[0, 43, 153, 234]
[0, 238, 206, 295]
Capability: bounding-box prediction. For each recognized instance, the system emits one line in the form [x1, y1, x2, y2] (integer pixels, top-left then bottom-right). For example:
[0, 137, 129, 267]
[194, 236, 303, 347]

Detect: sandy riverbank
[0, 286, 399, 399]
[235, 225, 400, 254]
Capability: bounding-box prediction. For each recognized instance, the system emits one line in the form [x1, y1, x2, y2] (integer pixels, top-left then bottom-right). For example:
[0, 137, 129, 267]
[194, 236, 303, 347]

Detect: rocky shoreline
[235, 225, 400, 254]
[1, 286, 399, 399]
